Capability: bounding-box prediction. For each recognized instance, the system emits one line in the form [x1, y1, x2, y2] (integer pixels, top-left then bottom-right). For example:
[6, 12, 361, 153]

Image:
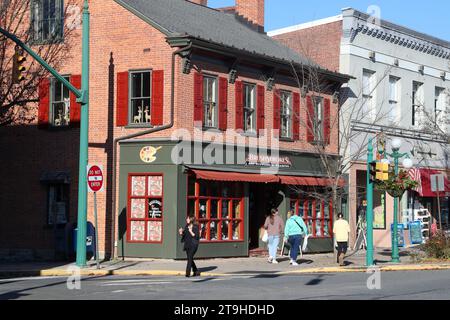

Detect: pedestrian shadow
[198, 266, 217, 273]
[298, 259, 314, 265]
[305, 275, 326, 286]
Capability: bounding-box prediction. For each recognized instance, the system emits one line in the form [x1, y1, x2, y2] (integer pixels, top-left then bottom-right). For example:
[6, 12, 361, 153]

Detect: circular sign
[87, 165, 103, 192]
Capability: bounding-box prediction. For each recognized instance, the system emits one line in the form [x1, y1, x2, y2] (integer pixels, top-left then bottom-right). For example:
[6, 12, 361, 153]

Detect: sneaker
[267, 257, 273, 263]
[291, 261, 299, 266]
[272, 259, 279, 264]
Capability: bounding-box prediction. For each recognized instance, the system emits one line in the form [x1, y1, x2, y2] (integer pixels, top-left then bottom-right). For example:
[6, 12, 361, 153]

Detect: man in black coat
[179, 215, 201, 277]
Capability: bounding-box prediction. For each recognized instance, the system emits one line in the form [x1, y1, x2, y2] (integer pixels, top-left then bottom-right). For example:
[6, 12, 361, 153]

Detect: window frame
[388, 76, 400, 123]
[243, 82, 257, 133]
[434, 86, 445, 129]
[128, 69, 152, 127]
[47, 183, 69, 225]
[202, 75, 219, 129]
[280, 90, 293, 139]
[312, 95, 324, 143]
[362, 69, 376, 120]
[187, 178, 245, 243]
[127, 173, 164, 244]
[31, 0, 65, 44]
[290, 194, 333, 239]
[412, 81, 424, 127]
[50, 75, 70, 127]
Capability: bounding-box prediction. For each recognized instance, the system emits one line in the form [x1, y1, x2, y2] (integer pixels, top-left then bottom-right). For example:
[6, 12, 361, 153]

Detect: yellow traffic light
[375, 162, 389, 181]
[12, 47, 27, 83]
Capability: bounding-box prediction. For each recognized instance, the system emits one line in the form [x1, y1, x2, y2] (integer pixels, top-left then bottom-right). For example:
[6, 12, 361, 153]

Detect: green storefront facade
[118, 138, 337, 259]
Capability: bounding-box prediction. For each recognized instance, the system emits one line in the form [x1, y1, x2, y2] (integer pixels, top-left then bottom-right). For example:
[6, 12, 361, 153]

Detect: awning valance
[410, 168, 450, 197]
[189, 169, 345, 187]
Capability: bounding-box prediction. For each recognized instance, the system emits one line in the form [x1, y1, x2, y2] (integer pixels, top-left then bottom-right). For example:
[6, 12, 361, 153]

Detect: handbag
[261, 230, 268, 243]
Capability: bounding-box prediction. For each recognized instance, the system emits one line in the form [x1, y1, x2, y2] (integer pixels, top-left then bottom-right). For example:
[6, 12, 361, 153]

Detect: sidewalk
[1, 248, 449, 278]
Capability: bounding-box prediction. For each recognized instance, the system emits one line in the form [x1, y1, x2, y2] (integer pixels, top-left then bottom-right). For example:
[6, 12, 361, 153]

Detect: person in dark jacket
[179, 215, 201, 277]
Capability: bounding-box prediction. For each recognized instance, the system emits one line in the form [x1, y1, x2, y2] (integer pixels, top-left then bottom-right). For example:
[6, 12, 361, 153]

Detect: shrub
[422, 232, 450, 260]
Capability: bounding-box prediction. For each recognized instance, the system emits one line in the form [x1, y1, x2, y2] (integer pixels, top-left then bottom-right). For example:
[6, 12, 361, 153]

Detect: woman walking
[284, 210, 308, 266]
[179, 215, 201, 277]
[264, 209, 285, 264]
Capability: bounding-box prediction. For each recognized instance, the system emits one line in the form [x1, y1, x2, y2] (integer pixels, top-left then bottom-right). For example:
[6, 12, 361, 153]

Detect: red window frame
[290, 196, 333, 239]
[127, 173, 164, 244]
[187, 177, 245, 243]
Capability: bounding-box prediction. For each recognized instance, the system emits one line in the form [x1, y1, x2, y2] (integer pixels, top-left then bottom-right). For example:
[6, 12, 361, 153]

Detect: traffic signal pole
[366, 138, 374, 266]
[0, 0, 90, 267]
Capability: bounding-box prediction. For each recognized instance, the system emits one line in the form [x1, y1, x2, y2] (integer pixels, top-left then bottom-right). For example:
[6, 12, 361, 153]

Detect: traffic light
[12, 46, 27, 83]
[375, 162, 389, 181]
[369, 161, 377, 183]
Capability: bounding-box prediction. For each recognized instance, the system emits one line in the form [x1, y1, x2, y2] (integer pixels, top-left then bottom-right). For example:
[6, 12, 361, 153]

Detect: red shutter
[38, 78, 50, 128]
[293, 92, 300, 140]
[306, 95, 315, 143]
[151, 70, 164, 126]
[116, 71, 129, 127]
[257, 85, 265, 134]
[235, 81, 244, 130]
[194, 72, 204, 127]
[219, 77, 228, 131]
[324, 98, 331, 145]
[69, 74, 82, 127]
[273, 89, 281, 137]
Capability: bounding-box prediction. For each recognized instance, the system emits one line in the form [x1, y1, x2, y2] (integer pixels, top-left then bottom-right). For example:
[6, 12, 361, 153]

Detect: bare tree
[0, 0, 78, 126]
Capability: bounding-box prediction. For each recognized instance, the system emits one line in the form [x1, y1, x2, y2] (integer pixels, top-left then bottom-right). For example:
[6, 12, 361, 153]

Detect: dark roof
[115, 0, 319, 68]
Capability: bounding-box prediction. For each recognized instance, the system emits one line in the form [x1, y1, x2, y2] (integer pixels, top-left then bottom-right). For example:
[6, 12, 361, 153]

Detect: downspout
[110, 44, 192, 260]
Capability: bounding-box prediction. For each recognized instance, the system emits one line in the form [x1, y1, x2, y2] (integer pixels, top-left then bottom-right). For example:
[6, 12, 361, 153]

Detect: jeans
[267, 235, 280, 258]
[288, 235, 303, 261]
[185, 246, 198, 276]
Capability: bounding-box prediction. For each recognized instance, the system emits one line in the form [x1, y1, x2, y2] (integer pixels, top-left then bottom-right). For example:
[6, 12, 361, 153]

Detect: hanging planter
[375, 170, 419, 198]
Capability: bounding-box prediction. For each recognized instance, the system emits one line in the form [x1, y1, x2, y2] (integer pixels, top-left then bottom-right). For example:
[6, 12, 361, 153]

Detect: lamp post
[386, 138, 413, 263]
[366, 138, 374, 266]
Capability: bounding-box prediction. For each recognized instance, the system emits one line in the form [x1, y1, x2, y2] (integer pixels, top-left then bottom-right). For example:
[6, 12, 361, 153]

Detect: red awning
[190, 169, 279, 183]
[279, 175, 346, 187]
[413, 168, 450, 198]
[190, 169, 345, 187]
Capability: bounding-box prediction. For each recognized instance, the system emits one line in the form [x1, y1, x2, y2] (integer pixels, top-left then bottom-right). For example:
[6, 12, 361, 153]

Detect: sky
[208, 0, 450, 42]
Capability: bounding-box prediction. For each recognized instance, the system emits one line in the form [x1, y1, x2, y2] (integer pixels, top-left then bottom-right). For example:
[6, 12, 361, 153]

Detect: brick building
[0, 0, 350, 261]
[269, 8, 450, 248]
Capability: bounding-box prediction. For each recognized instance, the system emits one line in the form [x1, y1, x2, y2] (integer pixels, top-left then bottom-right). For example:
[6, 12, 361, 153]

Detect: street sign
[87, 164, 104, 193]
[430, 174, 445, 192]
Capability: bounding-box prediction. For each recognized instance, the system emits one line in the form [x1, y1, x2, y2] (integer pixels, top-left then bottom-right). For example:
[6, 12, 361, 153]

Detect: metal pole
[76, 0, 90, 267]
[392, 153, 400, 263]
[366, 138, 374, 266]
[94, 192, 100, 269]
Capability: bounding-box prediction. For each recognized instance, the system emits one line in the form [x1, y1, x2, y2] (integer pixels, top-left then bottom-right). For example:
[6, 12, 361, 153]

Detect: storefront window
[128, 174, 163, 243]
[290, 196, 333, 238]
[187, 178, 244, 242]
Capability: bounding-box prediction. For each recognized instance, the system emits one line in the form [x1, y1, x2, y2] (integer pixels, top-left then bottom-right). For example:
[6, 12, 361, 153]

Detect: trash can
[72, 222, 96, 260]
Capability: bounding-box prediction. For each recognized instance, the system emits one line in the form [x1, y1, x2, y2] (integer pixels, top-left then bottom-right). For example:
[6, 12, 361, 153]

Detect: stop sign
[87, 164, 104, 193]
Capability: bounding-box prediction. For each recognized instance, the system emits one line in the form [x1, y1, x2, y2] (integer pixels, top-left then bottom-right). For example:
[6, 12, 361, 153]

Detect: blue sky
[208, 0, 450, 42]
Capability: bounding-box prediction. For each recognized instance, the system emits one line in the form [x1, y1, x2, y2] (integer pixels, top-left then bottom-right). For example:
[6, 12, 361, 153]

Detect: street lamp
[386, 138, 413, 263]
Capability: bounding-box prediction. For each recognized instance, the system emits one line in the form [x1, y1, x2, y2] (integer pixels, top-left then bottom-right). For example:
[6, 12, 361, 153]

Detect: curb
[1, 264, 450, 278]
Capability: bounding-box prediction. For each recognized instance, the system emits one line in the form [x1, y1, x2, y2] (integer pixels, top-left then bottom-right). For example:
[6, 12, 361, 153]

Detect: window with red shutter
[273, 89, 281, 137]
[219, 77, 228, 131]
[306, 95, 315, 143]
[257, 85, 265, 134]
[235, 81, 244, 130]
[293, 92, 300, 140]
[194, 72, 204, 127]
[38, 78, 50, 128]
[69, 74, 82, 127]
[151, 70, 164, 126]
[324, 98, 331, 145]
[116, 71, 129, 126]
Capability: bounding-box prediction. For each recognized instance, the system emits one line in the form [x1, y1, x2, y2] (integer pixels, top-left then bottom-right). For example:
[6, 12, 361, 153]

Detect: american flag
[408, 168, 422, 195]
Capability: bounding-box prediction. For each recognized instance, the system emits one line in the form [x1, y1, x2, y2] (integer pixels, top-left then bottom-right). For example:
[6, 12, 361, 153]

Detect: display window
[187, 178, 244, 242]
[127, 174, 163, 243]
[290, 196, 333, 238]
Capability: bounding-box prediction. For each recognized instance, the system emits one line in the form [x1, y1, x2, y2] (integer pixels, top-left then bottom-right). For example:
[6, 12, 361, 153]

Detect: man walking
[333, 213, 350, 266]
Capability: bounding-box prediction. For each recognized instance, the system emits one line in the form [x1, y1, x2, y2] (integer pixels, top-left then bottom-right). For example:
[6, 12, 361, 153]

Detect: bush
[422, 233, 450, 260]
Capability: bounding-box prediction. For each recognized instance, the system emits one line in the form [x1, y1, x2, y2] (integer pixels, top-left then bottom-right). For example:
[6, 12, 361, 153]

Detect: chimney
[235, 0, 265, 31]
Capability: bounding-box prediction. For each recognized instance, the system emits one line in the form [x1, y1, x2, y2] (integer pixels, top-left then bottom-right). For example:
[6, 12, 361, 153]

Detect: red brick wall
[236, 0, 265, 28]
[272, 20, 343, 72]
[0, 0, 341, 259]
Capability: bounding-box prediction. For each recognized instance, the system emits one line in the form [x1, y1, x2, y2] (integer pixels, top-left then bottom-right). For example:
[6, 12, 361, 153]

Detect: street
[1, 270, 450, 300]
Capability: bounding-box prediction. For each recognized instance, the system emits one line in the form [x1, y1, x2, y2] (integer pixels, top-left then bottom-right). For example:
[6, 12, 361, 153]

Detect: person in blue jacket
[284, 210, 308, 266]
